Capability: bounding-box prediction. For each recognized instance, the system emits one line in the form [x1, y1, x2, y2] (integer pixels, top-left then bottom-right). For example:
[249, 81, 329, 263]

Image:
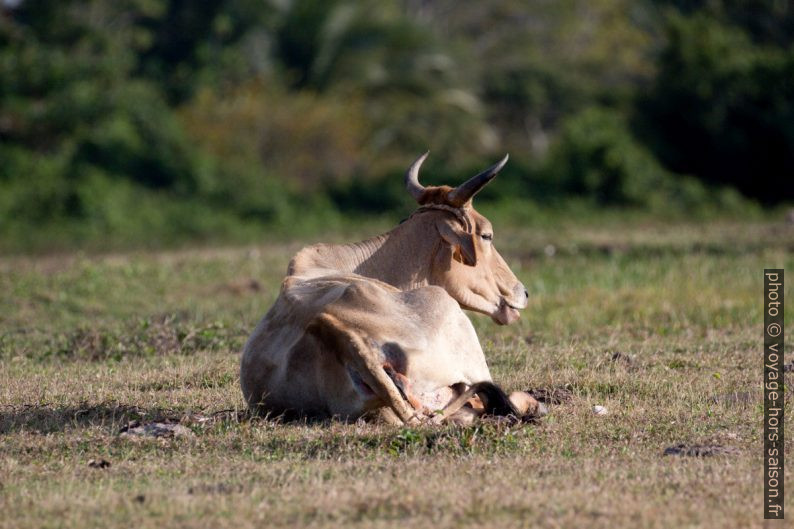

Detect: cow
[240, 153, 543, 424]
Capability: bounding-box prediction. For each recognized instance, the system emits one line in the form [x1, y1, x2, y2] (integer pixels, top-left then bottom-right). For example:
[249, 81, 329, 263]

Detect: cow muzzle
[492, 283, 528, 325]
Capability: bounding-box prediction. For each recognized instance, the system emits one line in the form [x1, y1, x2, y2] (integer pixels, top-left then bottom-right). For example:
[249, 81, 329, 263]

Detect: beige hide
[240, 154, 530, 423]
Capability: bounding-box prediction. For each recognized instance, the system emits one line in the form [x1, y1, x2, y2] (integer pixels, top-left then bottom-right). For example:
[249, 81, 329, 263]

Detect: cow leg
[446, 406, 481, 425]
[432, 382, 545, 424]
[430, 383, 486, 424]
[383, 364, 425, 412]
[445, 391, 544, 424]
[352, 351, 421, 424]
[373, 407, 404, 425]
[308, 313, 421, 425]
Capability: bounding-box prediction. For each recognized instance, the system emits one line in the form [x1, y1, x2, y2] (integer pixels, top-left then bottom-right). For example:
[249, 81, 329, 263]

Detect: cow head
[405, 152, 528, 325]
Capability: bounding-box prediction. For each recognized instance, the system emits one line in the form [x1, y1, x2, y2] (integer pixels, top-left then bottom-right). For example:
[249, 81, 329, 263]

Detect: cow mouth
[493, 300, 521, 325]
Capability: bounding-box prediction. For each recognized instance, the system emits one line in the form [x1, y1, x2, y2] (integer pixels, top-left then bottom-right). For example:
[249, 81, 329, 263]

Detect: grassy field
[1, 215, 792, 528]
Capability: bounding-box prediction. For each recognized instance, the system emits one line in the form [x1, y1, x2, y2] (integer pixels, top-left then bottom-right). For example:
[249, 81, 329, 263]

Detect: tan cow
[240, 153, 542, 424]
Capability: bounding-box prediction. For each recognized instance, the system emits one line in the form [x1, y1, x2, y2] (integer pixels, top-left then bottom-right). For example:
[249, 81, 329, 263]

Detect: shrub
[545, 107, 753, 213]
[636, 13, 794, 202]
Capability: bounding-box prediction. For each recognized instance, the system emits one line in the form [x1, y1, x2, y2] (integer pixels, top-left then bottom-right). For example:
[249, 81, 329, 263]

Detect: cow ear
[436, 219, 477, 266]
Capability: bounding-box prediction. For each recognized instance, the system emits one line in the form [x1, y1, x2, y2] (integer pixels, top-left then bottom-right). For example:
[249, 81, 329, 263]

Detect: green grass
[1, 216, 792, 528]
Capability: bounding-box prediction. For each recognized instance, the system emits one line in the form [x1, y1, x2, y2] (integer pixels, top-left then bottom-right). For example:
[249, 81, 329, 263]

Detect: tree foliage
[636, 12, 794, 202]
[0, 0, 786, 249]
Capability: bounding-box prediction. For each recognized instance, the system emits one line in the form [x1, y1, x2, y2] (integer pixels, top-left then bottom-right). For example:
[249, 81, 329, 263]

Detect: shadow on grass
[0, 401, 387, 435]
[0, 402, 192, 434]
[0, 402, 547, 459]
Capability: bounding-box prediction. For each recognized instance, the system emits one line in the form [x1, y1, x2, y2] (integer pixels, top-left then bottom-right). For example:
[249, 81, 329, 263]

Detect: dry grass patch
[1, 219, 792, 528]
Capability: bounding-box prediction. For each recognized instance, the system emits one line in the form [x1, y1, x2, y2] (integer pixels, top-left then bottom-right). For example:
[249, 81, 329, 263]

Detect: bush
[636, 13, 794, 202]
[545, 107, 752, 213]
[0, 1, 774, 252]
[546, 107, 671, 205]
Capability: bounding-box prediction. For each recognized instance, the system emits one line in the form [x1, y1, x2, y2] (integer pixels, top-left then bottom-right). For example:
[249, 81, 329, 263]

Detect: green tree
[636, 13, 794, 201]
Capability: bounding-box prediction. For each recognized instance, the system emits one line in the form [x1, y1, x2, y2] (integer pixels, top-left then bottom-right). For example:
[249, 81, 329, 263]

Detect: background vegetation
[1, 0, 791, 251]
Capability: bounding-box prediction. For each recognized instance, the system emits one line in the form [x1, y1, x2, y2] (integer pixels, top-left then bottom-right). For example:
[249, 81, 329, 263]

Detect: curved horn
[405, 151, 429, 202]
[447, 154, 509, 206]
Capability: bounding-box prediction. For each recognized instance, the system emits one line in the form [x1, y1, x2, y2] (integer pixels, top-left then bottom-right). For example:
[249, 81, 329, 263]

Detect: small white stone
[593, 405, 608, 416]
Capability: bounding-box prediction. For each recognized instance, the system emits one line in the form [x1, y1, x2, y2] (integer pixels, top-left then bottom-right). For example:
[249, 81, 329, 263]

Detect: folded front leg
[308, 313, 422, 425]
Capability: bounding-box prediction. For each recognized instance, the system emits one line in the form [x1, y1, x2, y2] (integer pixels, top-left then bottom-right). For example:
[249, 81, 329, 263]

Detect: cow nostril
[524, 289, 529, 299]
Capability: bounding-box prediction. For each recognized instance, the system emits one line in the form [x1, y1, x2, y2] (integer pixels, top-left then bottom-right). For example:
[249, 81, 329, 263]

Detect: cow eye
[481, 233, 493, 241]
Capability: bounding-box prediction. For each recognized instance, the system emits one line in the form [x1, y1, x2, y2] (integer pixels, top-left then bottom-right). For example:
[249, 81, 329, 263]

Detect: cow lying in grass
[240, 153, 543, 424]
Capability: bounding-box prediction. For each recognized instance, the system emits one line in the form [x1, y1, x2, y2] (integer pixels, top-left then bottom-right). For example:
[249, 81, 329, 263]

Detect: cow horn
[405, 151, 429, 202]
[447, 154, 509, 206]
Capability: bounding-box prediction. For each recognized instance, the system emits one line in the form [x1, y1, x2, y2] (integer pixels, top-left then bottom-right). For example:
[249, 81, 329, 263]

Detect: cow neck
[350, 205, 474, 290]
[347, 216, 434, 290]
[289, 208, 461, 291]
[289, 207, 469, 291]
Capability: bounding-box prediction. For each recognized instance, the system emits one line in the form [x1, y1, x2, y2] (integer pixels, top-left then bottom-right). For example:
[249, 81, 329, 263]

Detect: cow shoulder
[398, 285, 466, 324]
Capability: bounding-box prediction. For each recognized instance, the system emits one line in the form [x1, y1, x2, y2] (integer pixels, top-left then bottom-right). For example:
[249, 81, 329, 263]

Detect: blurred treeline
[1, 0, 792, 249]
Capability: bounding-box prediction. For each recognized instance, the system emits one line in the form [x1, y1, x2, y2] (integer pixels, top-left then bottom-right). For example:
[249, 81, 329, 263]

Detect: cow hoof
[447, 407, 478, 425]
[508, 391, 544, 416]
